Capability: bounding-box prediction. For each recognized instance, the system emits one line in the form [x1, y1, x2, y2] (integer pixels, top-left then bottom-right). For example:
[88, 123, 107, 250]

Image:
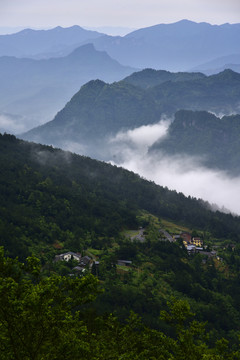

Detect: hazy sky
[0, 0, 240, 30]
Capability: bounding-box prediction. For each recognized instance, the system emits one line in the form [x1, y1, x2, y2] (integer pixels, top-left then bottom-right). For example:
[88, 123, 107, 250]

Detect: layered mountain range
[0, 44, 135, 132]
[90, 20, 240, 71]
[2, 20, 240, 354]
[1, 20, 240, 133]
[1, 21, 239, 72]
[21, 69, 240, 173]
[0, 25, 103, 58]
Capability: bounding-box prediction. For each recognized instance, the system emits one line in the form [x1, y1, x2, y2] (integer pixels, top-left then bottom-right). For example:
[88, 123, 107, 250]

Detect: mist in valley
[108, 119, 240, 215]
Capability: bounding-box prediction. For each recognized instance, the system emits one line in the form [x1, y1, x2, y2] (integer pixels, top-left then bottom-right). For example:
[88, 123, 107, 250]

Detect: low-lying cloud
[0, 113, 27, 134]
[109, 119, 240, 215]
[111, 119, 170, 148]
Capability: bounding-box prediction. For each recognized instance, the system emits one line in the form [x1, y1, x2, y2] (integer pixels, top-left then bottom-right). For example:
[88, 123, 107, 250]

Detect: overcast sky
[0, 0, 240, 32]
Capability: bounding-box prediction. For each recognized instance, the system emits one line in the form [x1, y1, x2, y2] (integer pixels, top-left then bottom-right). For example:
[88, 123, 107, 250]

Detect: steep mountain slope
[21, 69, 240, 160]
[21, 79, 159, 158]
[150, 110, 240, 174]
[0, 25, 103, 58]
[1, 133, 240, 259]
[2, 133, 240, 354]
[91, 20, 240, 70]
[0, 44, 135, 132]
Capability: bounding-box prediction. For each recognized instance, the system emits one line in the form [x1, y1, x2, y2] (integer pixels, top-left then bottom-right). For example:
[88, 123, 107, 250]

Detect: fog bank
[109, 120, 240, 215]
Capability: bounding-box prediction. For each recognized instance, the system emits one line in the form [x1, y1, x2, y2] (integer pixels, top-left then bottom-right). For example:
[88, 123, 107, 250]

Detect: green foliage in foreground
[2, 134, 240, 351]
[92, 234, 240, 345]
[0, 248, 240, 360]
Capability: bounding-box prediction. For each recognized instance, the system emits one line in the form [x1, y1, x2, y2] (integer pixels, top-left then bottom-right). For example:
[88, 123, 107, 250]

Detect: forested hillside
[2, 249, 240, 359]
[2, 133, 240, 356]
[0, 134, 240, 359]
[1, 133, 240, 259]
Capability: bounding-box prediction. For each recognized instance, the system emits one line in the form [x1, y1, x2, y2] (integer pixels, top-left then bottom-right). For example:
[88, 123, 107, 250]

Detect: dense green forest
[1, 133, 240, 357]
[1, 133, 240, 259]
[1, 248, 240, 359]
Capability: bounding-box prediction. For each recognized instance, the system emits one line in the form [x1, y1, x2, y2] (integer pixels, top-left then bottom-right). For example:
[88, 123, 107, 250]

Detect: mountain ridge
[0, 20, 239, 70]
[90, 20, 240, 70]
[21, 69, 240, 167]
[0, 43, 136, 133]
[0, 25, 104, 58]
[150, 109, 240, 174]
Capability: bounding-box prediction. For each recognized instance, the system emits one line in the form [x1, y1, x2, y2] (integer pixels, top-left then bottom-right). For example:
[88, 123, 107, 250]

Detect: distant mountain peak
[174, 19, 197, 24]
[18, 28, 36, 35]
[68, 43, 96, 55]
[51, 25, 87, 32]
[211, 68, 240, 81]
[83, 78, 107, 87]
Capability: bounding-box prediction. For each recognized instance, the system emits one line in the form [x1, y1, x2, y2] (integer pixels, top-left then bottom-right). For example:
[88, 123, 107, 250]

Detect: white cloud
[60, 141, 87, 156]
[109, 120, 240, 215]
[0, 114, 27, 134]
[111, 119, 170, 147]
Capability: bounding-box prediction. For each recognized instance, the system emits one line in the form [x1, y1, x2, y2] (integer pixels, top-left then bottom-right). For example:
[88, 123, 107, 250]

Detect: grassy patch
[161, 219, 191, 234]
[116, 265, 132, 272]
[122, 229, 140, 238]
[86, 248, 103, 259]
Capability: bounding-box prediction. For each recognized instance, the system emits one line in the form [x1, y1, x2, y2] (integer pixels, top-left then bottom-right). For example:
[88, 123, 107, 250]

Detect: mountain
[21, 79, 159, 158]
[123, 68, 206, 89]
[91, 20, 240, 71]
[149, 110, 240, 174]
[0, 25, 103, 58]
[21, 69, 240, 160]
[148, 69, 240, 115]
[1, 132, 240, 258]
[191, 53, 240, 75]
[1, 20, 239, 72]
[0, 44, 135, 132]
[2, 133, 240, 356]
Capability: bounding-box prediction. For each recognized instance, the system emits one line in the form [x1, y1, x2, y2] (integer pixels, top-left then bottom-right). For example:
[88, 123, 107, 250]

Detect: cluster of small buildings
[54, 251, 92, 274]
[176, 232, 219, 260]
[180, 232, 204, 254]
[54, 251, 135, 276]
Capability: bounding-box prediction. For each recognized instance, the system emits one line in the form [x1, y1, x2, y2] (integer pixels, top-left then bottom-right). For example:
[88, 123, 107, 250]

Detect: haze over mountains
[21, 67, 240, 214]
[0, 44, 135, 132]
[2, 20, 239, 71]
[1, 19, 240, 212]
[90, 20, 240, 71]
[1, 20, 240, 133]
[22, 68, 240, 161]
[0, 25, 103, 58]
[191, 53, 240, 75]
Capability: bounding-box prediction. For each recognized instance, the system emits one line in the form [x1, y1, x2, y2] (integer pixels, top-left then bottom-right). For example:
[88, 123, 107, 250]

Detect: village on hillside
[54, 224, 224, 275]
